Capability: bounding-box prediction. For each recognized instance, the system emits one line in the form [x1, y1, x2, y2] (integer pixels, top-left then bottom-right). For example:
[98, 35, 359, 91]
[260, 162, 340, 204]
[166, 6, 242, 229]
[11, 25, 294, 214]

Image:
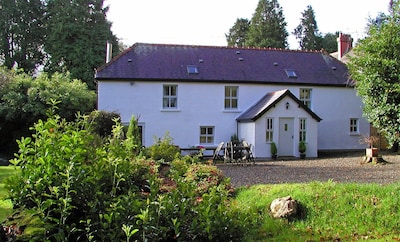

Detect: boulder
[270, 196, 298, 218]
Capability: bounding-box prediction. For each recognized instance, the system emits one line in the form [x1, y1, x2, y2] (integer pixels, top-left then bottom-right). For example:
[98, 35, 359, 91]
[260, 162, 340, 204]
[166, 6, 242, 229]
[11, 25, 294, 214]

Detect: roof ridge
[133, 42, 325, 54]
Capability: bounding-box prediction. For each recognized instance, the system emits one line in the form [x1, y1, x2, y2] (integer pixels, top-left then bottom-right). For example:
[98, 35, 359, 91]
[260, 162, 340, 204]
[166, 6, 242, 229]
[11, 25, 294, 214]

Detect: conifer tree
[293, 5, 321, 50]
[226, 18, 250, 47]
[246, 0, 288, 48]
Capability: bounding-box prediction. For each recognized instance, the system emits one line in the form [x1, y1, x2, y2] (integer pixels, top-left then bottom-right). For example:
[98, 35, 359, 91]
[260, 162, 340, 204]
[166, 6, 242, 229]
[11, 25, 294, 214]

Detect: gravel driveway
[216, 151, 400, 187]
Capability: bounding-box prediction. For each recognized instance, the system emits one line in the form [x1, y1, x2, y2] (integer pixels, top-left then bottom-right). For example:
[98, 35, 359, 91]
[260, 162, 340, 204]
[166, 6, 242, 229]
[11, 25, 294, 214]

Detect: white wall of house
[98, 80, 368, 154]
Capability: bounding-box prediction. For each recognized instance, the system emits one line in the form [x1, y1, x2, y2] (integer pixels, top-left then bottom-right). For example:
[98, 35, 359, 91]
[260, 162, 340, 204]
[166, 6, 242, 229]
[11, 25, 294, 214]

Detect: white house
[95, 43, 369, 158]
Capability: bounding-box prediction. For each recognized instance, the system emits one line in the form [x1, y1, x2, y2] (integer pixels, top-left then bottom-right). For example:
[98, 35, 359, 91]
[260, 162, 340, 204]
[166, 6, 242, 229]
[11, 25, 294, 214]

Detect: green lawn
[237, 181, 400, 241]
[0, 166, 399, 241]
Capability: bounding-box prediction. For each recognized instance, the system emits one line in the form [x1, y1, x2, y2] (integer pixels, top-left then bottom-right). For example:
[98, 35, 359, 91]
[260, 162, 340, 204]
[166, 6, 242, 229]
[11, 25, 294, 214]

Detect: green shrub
[88, 110, 121, 137]
[145, 132, 181, 162]
[5, 112, 248, 241]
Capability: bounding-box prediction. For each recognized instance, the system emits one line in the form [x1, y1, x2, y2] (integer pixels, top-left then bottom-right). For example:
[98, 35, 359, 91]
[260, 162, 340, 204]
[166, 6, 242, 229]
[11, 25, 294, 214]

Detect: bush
[88, 110, 121, 137]
[5, 112, 249, 241]
[145, 132, 181, 162]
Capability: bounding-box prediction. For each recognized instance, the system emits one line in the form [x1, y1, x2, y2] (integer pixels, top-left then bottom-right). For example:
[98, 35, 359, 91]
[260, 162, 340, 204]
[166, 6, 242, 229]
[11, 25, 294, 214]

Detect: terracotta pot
[366, 148, 378, 157]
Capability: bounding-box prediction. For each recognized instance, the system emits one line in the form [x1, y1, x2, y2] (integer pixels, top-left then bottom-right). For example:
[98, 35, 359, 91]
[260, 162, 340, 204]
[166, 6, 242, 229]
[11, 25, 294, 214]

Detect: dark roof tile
[96, 43, 350, 86]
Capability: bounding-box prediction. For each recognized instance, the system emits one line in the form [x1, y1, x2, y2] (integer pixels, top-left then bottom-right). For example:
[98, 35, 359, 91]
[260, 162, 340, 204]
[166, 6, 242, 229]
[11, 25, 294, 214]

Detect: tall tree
[348, 0, 400, 147]
[0, 0, 46, 73]
[246, 0, 288, 48]
[293, 5, 321, 50]
[226, 18, 250, 47]
[44, 0, 118, 89]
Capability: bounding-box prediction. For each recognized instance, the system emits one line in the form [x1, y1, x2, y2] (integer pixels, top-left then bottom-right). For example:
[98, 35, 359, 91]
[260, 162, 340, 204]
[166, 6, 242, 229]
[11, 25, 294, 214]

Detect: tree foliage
[246, 0, 288, 48]
[348, 0, 400, 147]
[321, 32, 339, 53]
[226, 18, 250, 47]
[0, 0, 46, 73]
[293, 5, 321, 50]
[44, 0, 118, 89]
[0, 67, 96, 153]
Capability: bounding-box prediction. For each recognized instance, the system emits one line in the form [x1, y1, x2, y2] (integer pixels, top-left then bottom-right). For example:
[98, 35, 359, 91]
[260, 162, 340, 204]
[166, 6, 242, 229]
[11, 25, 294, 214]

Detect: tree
[246, 0, 288, 48]
[226, 18, 250, 47]
[0, 67, 96, 153]
[348, 0, 400, 147]
[321, 32, 339, 53]
[44, 0, 118, 89]
[293, 5, 321, 50]
[0, 0, 46, 73]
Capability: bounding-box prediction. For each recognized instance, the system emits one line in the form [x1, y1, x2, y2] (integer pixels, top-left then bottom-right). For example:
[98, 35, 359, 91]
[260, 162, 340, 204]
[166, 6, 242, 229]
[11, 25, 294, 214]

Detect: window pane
[231, 99, 238, 108]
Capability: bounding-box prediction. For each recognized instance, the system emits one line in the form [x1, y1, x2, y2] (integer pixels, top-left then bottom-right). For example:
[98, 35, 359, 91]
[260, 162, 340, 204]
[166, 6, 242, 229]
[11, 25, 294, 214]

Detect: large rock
[270, 196, 298, 218]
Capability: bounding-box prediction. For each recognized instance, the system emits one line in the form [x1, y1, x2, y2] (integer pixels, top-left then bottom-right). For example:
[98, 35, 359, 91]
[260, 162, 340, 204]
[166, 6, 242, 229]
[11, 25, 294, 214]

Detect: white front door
[279, 118, 294, 156]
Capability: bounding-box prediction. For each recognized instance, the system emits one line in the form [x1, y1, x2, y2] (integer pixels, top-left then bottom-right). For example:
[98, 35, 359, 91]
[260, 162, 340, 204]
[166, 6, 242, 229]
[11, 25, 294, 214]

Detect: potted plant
[299, 141, 306, 159]
[362, 135, 379, 157]
[270, 142, 277, 160]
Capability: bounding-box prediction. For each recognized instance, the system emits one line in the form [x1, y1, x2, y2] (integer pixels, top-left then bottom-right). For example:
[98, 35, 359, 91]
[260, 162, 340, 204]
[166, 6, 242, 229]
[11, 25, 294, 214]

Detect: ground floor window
[265, 118, 273, 142]
[200, 126, 214, 144]
[299, 118, 306, 142]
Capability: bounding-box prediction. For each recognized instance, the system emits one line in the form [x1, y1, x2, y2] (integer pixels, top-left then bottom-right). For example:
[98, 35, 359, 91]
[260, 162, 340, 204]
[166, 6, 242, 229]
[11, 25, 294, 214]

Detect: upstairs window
[187, 65, 198, 74]
[163, 85, 177, 109]
[285, 69, 297, 78]
[224, 86, 238, 109]
[299, 88, 312, 108]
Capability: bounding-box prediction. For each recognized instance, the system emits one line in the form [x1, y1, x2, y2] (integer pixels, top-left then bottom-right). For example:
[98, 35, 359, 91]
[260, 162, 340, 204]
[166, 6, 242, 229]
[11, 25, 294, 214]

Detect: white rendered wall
[98, 81, 368, 152]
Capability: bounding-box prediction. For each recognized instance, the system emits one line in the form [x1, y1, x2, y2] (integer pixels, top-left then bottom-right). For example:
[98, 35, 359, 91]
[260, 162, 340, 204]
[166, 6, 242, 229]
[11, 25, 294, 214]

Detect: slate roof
[96, 43, 351, 86]
[236, 89, 322, 122]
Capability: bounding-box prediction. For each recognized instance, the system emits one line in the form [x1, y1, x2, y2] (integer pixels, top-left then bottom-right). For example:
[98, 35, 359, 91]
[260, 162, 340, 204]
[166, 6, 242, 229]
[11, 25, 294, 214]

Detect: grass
[0, 166, 399, 241]
[236, 181, 400, 241]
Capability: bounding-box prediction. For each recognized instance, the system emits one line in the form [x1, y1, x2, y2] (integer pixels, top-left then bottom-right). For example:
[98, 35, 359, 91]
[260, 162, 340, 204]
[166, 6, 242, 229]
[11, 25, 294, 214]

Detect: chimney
[337, 33, 353, 60]
[106, 41, 113, 63]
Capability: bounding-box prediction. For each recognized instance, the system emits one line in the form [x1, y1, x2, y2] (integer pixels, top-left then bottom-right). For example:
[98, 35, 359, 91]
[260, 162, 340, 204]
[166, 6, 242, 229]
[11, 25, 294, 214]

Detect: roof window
[285, 69, 297, 78]
[187, 65, 198, 74]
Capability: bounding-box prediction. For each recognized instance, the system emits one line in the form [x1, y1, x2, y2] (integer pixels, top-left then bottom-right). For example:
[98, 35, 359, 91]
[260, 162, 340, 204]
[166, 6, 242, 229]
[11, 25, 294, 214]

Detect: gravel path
[216, 152, 400, 187]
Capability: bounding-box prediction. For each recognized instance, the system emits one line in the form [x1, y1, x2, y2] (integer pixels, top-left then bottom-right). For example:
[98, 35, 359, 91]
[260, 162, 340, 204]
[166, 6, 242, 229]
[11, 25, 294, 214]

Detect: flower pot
[300, 153, 306, 159]
[366, 148, 378, 157]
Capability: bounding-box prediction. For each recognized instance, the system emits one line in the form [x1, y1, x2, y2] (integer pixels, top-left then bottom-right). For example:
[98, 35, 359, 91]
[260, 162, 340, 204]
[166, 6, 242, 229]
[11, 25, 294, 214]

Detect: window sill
[349, 133, 360, 136]
[222, 109, 241, 113]
[161, 108, 181, 112]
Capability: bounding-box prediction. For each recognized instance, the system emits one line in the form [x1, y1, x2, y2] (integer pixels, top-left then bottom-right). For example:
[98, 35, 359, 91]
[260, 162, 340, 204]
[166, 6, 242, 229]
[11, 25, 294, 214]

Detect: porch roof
[236, 89, 322, 122]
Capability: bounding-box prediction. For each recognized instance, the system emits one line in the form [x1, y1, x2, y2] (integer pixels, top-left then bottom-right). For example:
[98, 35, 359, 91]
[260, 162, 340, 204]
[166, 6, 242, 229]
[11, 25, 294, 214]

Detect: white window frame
[200, 126, 214, 144]
[265, 118, 274, 143]
[350, 118, 359, 135]
[224, 86, 238, 109]
[299, 88, 312, 108]
[162, 84, 178, 109]
[299, 118, 307, 142]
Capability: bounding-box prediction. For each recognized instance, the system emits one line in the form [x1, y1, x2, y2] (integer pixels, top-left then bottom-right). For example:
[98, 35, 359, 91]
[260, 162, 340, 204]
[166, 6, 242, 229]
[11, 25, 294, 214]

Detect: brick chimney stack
[337, 33, 353, 60]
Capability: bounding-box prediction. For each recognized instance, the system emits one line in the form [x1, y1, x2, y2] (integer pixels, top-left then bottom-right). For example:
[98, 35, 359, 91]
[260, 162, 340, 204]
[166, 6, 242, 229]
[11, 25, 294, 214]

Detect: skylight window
[187, 65, 198, 74]
[285, 69, 297, 78]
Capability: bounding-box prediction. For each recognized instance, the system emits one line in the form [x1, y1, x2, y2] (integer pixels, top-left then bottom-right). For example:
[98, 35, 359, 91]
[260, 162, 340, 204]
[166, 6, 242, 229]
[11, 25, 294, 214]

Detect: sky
[104, 0, 390, 49]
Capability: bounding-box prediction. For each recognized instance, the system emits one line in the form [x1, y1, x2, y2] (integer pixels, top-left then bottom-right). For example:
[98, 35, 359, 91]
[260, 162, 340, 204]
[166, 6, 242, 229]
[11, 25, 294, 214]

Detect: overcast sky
[104, 0, 390, 49]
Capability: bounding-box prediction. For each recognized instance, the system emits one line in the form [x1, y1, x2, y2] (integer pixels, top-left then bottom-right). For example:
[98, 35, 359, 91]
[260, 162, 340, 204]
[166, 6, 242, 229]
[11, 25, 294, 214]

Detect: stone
[270, 196, 298, 218]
